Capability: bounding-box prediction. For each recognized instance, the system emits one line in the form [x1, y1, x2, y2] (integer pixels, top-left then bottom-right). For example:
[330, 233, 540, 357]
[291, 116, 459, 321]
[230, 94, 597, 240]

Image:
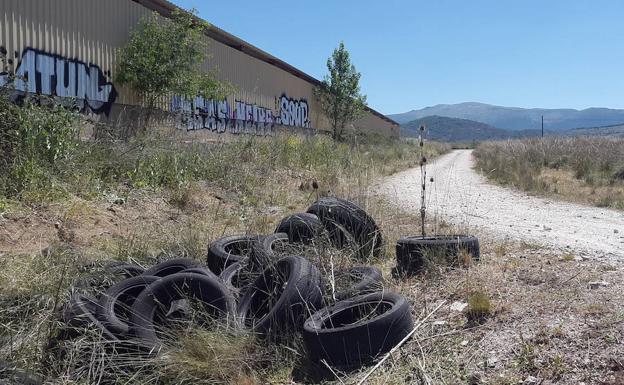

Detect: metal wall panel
[0, 0, 398, 136]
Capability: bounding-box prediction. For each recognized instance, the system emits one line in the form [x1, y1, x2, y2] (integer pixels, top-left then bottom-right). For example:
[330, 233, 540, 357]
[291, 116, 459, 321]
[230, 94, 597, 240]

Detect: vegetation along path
[377, 149, 624, 259]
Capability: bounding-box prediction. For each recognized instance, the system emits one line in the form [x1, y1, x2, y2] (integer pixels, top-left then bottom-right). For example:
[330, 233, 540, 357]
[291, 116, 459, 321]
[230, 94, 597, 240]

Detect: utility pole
[541, 115, 544, 138]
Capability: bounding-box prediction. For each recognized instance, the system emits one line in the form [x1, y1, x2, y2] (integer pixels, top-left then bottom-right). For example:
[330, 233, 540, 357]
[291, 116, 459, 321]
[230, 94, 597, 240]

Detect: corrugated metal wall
[0, 0, 149, 105]
[0, 0, 398, 136]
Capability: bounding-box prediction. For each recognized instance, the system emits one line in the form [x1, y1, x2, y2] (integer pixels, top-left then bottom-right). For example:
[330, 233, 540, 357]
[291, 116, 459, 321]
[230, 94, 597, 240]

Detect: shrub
[0, 90, 78, 198]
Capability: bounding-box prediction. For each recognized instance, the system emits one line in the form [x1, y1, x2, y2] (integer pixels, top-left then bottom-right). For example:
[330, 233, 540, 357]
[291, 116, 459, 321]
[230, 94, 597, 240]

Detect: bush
[0, 90, 78, 198]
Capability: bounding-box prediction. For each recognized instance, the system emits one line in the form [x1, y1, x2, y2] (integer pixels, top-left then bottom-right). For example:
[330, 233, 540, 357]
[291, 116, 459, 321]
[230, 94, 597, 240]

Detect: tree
[115, 9, 230, 131]
[314, 42, 367, 141]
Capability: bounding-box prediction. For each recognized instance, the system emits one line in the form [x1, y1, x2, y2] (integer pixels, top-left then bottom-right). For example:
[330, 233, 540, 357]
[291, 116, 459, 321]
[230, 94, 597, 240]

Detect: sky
[170, 0, 624, 114]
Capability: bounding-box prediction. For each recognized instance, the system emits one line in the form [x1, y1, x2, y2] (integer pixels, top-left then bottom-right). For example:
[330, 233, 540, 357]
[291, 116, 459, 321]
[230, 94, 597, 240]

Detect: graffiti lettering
[277, 94, 310, 128]
[171, 96, 275, 135]
[171, 93, 311, 134]
[0, 48, 117, 114]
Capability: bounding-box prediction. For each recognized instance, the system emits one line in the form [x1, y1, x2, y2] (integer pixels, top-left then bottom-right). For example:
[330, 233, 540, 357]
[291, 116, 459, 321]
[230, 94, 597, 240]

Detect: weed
[515, 337, 539, 374]
[158, 329, 271, 385]
[465, 290, 492, 322]
[560, 253, 576, 262]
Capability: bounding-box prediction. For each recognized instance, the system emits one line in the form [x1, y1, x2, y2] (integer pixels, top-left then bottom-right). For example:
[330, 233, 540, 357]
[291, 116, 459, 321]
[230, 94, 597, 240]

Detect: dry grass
[474, 136, 624, 209]
[3, 132, 623, 384]
[3, 194, 624, 384]
[0, 132, 450, 384]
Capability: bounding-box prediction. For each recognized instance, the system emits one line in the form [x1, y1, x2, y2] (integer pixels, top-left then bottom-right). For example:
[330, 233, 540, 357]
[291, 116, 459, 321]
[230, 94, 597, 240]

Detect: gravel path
[376, 149, 624, 259]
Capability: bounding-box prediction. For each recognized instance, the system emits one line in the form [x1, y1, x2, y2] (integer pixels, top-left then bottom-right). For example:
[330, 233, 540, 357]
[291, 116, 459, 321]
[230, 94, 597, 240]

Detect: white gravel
[376, 149, 624, 259]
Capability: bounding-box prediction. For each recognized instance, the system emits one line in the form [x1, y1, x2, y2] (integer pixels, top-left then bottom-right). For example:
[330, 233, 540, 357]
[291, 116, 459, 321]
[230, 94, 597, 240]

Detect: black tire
[219, 262, 248, 297]
[143, 258, 200, 277]
[251, 233, 289, 270]
[275, 213, 325, 244]
[182, 266, 218, 279]
[396, 235, 480, 275]
[207, 234, 287, 274]
[130, 272, 235, 352]
[333, 266, 384, 301]
[307, 197, 383, 259]
[0, 361, 42, 385]
[110, 264, 145, 278]
[96, 275, 160, 336]
[62, 294, 118, 341]
[303, 291, 413, 368]
[207, 235, 263, 274]
[73, 262, 144, 292]
[237, 256, 323, 337]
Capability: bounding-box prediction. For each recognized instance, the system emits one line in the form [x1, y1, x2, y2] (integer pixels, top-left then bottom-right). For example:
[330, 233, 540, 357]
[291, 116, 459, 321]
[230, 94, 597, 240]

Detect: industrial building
[0, 0, 399, 137]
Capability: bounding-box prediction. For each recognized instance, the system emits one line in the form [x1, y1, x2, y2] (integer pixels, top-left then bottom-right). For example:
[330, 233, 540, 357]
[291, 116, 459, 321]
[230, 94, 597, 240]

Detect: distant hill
[389, 102, 624, 131]
[567, 123, 624, 138]
[401, 115, 524, 142]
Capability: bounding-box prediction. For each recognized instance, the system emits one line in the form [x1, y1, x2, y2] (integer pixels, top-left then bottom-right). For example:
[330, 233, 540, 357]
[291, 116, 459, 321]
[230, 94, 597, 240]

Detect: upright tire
[237, 256, 323, 337]
[307, 197, 383, 259]
[303, 292, 413, 368]
[130, 272, 235, 353]
[396, 235, 480, 275]
[275, 213, 325, 244]
[96, 275, 160, 336]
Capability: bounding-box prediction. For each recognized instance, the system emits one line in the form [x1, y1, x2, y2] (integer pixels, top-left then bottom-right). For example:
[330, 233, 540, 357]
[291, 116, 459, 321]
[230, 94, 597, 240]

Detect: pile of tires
[62, 258, 236, 353]
[57, 197, 414, 371]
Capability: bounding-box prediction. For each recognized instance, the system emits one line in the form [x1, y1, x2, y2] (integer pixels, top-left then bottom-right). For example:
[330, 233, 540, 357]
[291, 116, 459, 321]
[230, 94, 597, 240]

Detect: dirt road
[376, 149, 624, 259]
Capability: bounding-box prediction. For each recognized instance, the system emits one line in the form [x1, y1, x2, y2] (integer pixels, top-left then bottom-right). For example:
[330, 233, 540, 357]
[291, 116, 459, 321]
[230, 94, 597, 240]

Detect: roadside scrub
[0, 97, 454, 384]
[474, 137, 624, 209]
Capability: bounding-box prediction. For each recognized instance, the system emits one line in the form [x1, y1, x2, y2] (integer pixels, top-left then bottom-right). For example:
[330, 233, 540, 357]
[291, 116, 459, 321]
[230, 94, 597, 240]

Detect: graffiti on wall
[278, 94, 310, 128]
[171, 96, 276, 134]
[0, 48, 117, 114]
[171, 93, 311, 134]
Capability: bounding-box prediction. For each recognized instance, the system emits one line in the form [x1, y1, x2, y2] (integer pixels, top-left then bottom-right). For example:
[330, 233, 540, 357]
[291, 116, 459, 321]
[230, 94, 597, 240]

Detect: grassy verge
[0, 130, 451, 384]
[2, 132, 623, 384]
[3, 200, 623, 385]
[473, 137, 624, 209]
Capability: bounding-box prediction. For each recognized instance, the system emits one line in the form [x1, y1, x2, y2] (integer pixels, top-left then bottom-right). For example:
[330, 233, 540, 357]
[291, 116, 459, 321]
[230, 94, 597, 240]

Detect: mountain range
[389, 102, 624, 132]
[401, 115, 538, 141]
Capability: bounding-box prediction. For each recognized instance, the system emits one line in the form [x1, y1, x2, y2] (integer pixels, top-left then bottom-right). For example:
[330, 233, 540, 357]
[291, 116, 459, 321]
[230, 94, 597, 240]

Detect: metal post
[541, 115, 544, 138]
[419, 125, 426, 238]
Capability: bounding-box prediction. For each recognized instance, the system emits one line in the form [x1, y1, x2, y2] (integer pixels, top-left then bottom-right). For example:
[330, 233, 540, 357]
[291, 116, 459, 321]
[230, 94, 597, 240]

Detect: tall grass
[474, 137, 624, 209]
[6, 131, 449, 206]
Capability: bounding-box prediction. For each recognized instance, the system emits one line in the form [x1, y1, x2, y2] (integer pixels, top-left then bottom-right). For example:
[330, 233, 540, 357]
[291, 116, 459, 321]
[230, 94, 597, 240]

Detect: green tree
[314, 42, 367, 141]
[115, 9, 230, 131]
